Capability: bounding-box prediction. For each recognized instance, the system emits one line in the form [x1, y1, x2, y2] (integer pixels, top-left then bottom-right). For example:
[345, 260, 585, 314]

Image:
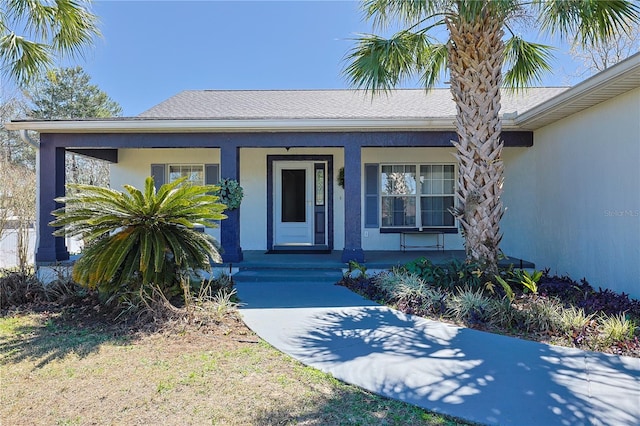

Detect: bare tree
[0, 161, 36, 271]
[0, 96, 34, 168]
[570, 19, 639, 76]
[0, 160, 11, 236]
[13, 165, 36, 270]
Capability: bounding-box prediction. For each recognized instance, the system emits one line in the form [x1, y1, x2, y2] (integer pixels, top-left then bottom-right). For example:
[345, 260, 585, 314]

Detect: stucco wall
[361, 147, 465, 251]
[111, 148, 222, 242]
[239, 147, 344, 250]
[501, 147, 538, 261]
[502, 87, 640, 298]
[110, 146, 470, 252]
[111, 147, 345, 251]
[111, 148, 221, 189]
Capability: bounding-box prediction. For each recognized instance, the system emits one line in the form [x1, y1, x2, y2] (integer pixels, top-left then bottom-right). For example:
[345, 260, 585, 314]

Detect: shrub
[578, 288, 640, 319]
[394, 273, 428, 299]
[446, 287, 492, 325]
[598, 313, 637, 346]
[111, 273, 238, 326]
[50, 177, 227, 299]
[340, 274, 388, 302]
[537, 273, 591, 305]
[419, 286, 448, 316]
[369, 270, 448, 317]
[184, 276, 239, 325]
[559, 306, 595, 335]
[0, 269, 42, 307]
[0, 269, 89, 308]
[520, 297, 562, 334]
[505, 269, 542, 294]
[392, 272, 447, 317]
[346, 260, 368, 279]
[487, 297, 524, 330]
[373, 270, 400, 298]
[403, 258, 484, 292]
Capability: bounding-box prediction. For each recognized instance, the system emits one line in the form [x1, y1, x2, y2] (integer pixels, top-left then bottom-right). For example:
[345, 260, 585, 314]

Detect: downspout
[18, 129, 41, 263]
[18, 129, 39, 149]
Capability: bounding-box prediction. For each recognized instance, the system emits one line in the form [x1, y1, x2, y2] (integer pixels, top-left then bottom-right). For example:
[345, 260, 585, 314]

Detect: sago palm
[344, 0, 638, 275]
[50, 177, 227, 296]
[0, 0, 99, 85]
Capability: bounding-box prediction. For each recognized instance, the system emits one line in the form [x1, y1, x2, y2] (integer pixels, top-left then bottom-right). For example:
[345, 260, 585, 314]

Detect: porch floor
[221, 250, 534, 271]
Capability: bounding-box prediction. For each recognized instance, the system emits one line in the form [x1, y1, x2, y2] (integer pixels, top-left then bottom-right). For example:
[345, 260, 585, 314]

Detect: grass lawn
[0, 308, 470, 425]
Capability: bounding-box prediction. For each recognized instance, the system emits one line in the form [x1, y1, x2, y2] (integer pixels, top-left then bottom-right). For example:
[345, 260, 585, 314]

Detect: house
[6, 53, 639, 298]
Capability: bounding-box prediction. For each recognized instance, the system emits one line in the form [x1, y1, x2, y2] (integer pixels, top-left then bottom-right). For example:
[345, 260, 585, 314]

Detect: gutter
[4, 117, 522, 133]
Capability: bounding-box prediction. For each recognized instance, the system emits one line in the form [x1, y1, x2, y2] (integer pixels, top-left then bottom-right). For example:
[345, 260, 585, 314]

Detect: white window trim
[168, 164, 206, 186]
[380, 162, 457, 229]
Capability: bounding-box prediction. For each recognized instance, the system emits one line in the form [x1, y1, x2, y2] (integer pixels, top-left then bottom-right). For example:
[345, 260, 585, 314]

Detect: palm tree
[0, 0, 99, 85]
[344, 0, 638, 275]
[50, 177, 227, 296]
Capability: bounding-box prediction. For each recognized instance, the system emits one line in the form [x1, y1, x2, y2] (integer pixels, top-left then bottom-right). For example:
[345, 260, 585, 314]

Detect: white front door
[274, 162, 314, 245]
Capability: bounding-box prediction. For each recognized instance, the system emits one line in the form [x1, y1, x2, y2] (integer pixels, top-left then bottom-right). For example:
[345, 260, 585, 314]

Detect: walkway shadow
[237, 278, 640, 424]
[247, 299, 640, 425]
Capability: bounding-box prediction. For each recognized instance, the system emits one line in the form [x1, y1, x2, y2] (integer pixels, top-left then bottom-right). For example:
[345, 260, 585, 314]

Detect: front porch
[222, 250, 535, 272]
[36, 249, 534, 285]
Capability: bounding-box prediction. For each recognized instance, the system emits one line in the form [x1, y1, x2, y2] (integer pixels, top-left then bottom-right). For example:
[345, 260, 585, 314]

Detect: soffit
[515, 53, 640, 130]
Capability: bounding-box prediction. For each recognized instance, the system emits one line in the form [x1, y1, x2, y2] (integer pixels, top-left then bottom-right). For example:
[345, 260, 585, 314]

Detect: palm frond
[52, 0, 100, 56]
[0, 0, 99, 85]
[454, 0, 521, 22]
[0, 34, 52, 84]
[362, 0, 444, 29]
[51, 176, 227, 293]
[417, 42, 448, 89]
[343, 30, 434, 94]
[536, 0, 640, 46]
[503, 36, 555, 89]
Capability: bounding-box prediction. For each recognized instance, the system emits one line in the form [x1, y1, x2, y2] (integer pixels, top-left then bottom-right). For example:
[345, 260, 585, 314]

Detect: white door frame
[274, 161, 314, 246]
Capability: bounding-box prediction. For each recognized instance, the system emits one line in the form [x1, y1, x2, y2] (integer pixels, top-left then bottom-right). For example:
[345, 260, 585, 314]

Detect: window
[381, 165, 417, 227]
[168, 164, 204, 185]
[420, 165, 455, 227]
[381, 164, 455, 228]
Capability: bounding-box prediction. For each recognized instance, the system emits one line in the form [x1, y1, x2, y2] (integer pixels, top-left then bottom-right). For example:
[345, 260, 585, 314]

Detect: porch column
[220, 144, 243, 262]
[36, 139, 69, 262]
[341, 143, 364, 263]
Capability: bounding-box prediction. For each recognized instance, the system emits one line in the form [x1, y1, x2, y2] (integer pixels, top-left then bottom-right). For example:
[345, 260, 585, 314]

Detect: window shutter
[150, 164, 166, 189]
[205, 164, 220, 185]
[364, 163, 379, 228]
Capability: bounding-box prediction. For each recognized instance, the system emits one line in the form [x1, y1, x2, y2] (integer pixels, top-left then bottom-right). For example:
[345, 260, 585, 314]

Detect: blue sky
[73, 1, 580, 116]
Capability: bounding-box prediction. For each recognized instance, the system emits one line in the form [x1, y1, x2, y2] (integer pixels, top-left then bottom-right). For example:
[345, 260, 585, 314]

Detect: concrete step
[233, 268, 344, 283]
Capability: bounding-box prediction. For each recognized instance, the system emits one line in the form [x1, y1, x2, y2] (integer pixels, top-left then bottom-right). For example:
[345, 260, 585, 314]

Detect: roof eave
[5, 117, 526, 133]
[515, 52, 640, 130]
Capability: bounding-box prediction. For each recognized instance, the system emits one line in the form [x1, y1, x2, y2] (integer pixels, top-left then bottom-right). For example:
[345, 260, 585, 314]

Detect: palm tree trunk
[446, 11, 505, 276]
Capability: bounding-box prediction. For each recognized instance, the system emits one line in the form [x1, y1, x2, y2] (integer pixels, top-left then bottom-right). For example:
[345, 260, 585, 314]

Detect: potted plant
[215, 178, 244, 210]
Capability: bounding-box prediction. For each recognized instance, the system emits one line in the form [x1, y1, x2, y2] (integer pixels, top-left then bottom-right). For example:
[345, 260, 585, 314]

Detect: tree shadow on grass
[249, 383, 470, 426]
[0, 311, 130, 369]
[278, 306, 640, 425]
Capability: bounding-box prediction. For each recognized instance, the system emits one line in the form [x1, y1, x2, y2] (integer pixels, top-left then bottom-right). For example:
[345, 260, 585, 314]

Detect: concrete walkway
[234, 270, 640, 426]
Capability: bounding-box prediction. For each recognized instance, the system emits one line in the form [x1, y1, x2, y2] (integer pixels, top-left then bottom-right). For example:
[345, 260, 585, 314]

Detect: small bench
[380, 227, 458, 252]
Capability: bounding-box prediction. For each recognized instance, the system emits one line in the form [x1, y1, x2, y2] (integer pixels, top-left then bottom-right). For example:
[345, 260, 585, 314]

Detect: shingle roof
[138, 88, 569, 120]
